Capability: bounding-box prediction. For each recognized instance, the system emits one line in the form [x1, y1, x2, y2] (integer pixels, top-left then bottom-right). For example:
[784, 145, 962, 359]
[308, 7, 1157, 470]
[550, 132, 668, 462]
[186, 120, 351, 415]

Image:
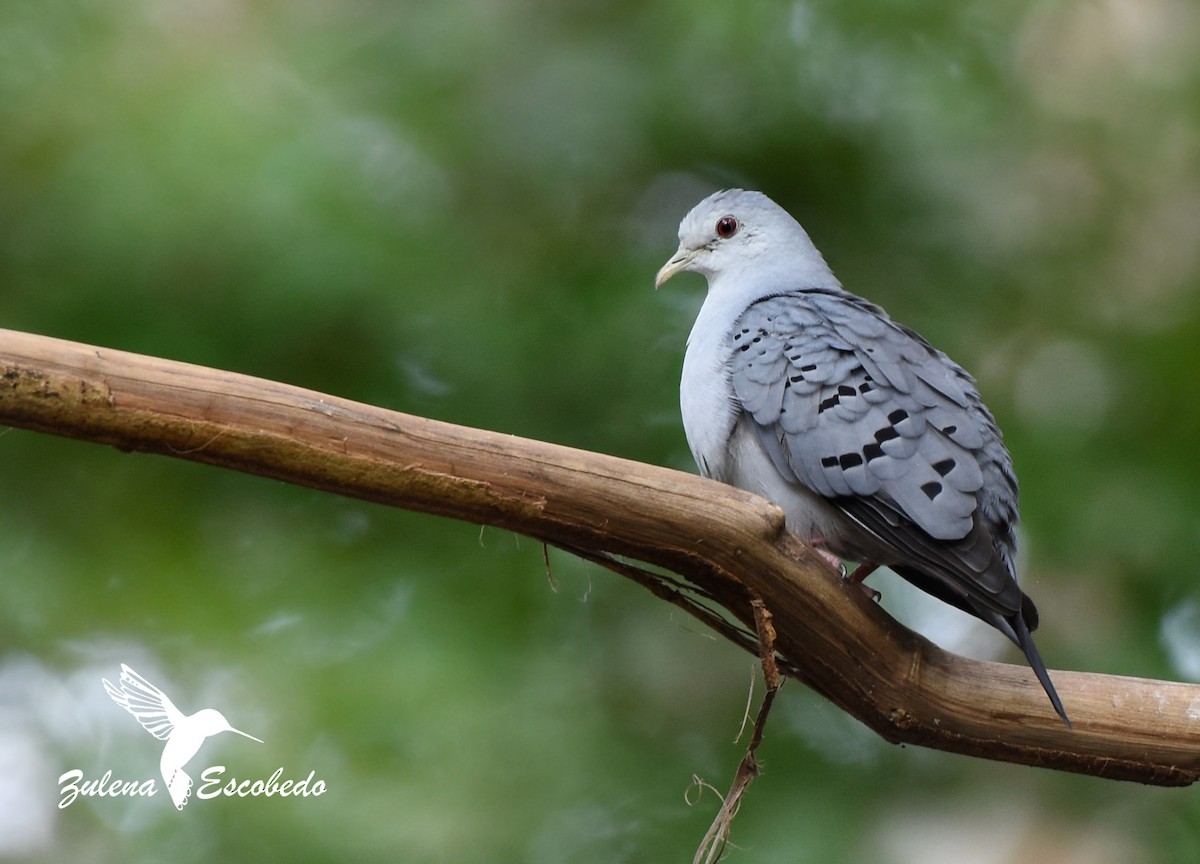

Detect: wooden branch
[2, 327, 1197, 786]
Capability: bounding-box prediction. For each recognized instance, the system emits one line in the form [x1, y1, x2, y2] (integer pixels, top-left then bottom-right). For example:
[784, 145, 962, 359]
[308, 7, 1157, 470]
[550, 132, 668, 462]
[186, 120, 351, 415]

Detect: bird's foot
[846, 562, 882, 602]
[810, 542, 881, 602]
[810, 542, 847, 577]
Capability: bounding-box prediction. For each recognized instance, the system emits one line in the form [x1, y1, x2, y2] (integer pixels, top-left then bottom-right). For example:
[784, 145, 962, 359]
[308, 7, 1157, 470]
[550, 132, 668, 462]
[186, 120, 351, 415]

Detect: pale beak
[229, 726, 264, 743]
[654, 247, 699, 289]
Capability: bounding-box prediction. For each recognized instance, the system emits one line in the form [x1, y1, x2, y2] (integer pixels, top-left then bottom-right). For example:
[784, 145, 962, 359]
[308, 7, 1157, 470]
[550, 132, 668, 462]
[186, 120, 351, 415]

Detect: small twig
[692, 597, 783, 864]
[734, 667, 756, 744]
[542, 542, 557, 592]
[555, 544, 761, 655]
[553, 545, 809, 684]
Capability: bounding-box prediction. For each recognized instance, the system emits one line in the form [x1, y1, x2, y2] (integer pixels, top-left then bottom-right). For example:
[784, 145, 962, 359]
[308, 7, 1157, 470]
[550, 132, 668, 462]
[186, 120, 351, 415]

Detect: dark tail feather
[1011, 611, 1070, 727]
[888, 565, 1069, 725]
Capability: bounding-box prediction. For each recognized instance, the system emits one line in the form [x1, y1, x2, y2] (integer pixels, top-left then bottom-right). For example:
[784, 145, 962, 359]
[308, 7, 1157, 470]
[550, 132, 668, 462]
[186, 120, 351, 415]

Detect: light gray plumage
[657, 189, 1067, 725]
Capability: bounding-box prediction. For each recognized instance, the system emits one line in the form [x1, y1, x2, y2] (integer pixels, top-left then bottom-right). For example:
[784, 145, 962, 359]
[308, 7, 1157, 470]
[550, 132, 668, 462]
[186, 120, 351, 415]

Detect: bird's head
[655, 188, 836, 293]
[194, 708, 264, 743]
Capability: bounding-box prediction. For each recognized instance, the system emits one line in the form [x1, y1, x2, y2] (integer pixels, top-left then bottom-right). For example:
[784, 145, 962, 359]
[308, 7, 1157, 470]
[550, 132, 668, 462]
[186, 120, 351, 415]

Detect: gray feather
[729, 290, 1018, 609]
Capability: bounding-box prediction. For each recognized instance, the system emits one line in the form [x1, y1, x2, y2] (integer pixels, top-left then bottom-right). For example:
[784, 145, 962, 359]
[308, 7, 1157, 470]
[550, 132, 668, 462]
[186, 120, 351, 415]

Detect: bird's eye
[715, 216, 739, 239]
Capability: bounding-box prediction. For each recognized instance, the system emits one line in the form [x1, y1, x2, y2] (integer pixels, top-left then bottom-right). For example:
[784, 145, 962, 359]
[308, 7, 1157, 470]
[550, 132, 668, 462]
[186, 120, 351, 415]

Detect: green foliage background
[2, 1, 1199, 861]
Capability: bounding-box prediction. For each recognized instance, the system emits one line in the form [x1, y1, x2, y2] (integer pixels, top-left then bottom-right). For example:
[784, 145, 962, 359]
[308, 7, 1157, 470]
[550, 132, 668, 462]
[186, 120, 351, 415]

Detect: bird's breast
[681, 306, 740, 481]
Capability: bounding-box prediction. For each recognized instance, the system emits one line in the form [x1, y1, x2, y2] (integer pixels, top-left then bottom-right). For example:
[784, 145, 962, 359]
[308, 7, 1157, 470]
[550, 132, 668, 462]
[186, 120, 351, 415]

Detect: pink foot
[848, 562, 881, 602]
[809, 542, 882, 602]
[848, 562, 879, 584]
[808, 538, 847, 576]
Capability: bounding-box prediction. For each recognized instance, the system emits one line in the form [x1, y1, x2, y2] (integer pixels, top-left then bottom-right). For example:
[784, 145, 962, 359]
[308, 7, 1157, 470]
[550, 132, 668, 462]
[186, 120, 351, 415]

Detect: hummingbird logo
[102, 664, 263, 810]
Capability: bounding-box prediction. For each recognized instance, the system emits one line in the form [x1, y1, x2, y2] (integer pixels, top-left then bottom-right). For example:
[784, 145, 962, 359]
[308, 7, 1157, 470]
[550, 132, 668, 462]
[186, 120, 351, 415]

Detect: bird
[103, 663, 264, 808]
[656, 188, 1068, 725]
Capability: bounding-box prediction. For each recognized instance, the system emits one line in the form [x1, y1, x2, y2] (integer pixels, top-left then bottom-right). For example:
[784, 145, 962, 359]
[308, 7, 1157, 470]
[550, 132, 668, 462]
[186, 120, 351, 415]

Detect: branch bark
[1, 328, 1197, 786]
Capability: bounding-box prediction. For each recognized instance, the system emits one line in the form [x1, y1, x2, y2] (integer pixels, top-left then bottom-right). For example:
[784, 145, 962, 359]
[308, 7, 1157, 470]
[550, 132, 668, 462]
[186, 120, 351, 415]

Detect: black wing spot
[821, 456, 839, 469]
[932, 458, 955, 476]
[920, 481, 942, 500]
[863, 443, 884, 462]
[887, 409, 909, 425]
[874, 426, 900, 444]
[942, 424, 957, 436]
[839, 452, 864, 470]
[818, 395, 840, 413]
[800, 364, 817, 372]
[837, 384, 855, 397]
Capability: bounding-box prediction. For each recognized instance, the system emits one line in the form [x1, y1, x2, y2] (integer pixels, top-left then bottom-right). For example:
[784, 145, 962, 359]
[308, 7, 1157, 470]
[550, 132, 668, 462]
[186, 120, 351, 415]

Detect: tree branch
[2, 328, 1197, 786]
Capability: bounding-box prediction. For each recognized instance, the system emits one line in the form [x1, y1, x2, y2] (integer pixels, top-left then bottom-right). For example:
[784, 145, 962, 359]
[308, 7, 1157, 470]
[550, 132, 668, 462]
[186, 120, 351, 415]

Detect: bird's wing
[728, 289, 1022, 616]
[102, 664, 186, 741]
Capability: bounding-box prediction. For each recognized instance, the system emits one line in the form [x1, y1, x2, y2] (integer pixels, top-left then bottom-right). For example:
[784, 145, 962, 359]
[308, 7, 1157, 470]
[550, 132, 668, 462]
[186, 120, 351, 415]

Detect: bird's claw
[844, 562, 882, 602]
[812, 544, 846, 576]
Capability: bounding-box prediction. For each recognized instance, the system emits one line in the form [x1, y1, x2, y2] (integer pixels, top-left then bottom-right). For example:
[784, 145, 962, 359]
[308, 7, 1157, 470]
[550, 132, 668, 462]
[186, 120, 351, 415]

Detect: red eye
[715, 216, 738, 238]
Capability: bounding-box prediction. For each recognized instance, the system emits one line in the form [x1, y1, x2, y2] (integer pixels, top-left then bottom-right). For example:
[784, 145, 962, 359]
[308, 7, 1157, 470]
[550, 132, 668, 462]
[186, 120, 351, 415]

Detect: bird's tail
[1010, 611, 1070, 727]
[164, 767, 193, 810]
[890, 564, 1070, 725]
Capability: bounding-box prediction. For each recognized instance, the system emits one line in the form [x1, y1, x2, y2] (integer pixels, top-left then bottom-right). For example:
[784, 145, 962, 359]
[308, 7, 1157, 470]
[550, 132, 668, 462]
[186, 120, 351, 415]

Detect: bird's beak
[229, 726, 264, 743]
[654, 246, 698, 289]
